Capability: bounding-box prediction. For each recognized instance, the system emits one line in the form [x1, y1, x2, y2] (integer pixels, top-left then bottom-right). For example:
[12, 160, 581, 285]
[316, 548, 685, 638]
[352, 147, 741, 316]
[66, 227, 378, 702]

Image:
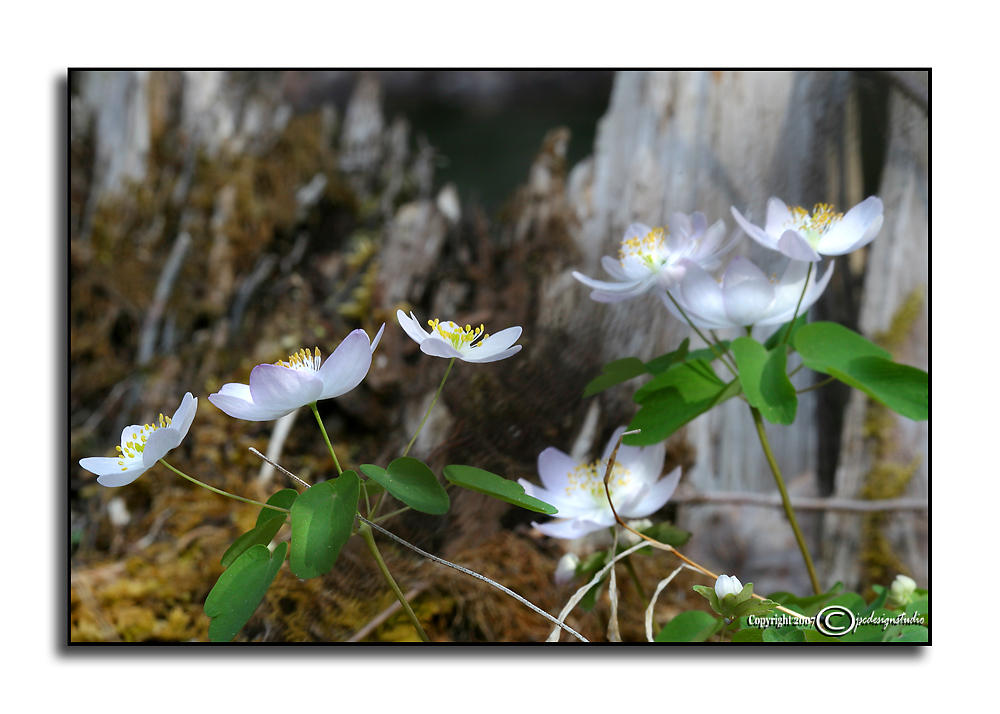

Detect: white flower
[572, 213, 739, 302]
[714, 574, 743, 599]
[396, 310, 522, 363]
[888, 574, 917, 607]
[731, 197, 883, 262]
[519, 427, 681, 539]
[554, 552, 580, 585]
[79, 392, 198, 487]
[208, 325, 385, 421]
[666, 255, 834, 329]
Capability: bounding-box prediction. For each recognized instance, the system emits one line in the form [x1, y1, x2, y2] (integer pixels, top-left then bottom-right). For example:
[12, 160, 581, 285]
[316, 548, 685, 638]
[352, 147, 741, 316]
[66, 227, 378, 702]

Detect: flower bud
[714, 574, 743, 599]
[554, 552, 581, 585]
[887, 574, 917, 608]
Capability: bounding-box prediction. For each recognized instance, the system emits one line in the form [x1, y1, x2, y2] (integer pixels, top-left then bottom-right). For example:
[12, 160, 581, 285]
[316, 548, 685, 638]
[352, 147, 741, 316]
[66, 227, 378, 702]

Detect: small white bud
[554, 552, 580, 585]
[714, 574, 743, 599]
[888, 574, 917, 606]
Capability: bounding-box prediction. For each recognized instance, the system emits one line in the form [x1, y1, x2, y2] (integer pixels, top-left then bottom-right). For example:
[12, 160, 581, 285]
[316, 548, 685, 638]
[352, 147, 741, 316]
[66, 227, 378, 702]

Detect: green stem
[782, 262, 814, 346]
[622, 554, 647, 603]
[749, 407, 821, 595]
[796, 375, 836, 395]
[663, 291, 738, 375]
[403, 357, 455, 457]
[358, 522, 429, 642]
[310, 402, 342, 475]
[158, 459, 289, 513]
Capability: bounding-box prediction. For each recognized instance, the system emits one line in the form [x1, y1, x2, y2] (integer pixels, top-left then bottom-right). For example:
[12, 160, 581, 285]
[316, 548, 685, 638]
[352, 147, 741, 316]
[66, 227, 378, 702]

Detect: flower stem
[782, 262, 814, 346]
[749, 406, 822, 594]
[158, 459, 289, 513]
[310, 402, 342, 475]
[403, 357, 455, 457]
[663, 291, 738, 375]
[358, 521, 429, 642]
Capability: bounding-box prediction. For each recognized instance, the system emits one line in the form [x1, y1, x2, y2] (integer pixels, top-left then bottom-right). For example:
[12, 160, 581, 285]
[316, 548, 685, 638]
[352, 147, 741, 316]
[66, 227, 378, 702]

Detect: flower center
[275, 347, 322, 372]
[115, 414, 172, 470]
[565, 459, 634, 504]
[427, 319, 489, 350]
[786, 203, 843, 246]
[618, 226, 669, 269]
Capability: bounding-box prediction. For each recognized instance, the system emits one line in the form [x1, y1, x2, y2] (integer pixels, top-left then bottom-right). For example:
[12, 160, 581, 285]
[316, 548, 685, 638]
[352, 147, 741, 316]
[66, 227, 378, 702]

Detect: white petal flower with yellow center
[519, 427, 681, 539]
[731, 196, 883, 262]
[79, 392, 198, 487]
[572, 213, 739, 303]
[396, 310, 522, 363]
[208, 325, 385, 421]
[666, 255, 834, 330]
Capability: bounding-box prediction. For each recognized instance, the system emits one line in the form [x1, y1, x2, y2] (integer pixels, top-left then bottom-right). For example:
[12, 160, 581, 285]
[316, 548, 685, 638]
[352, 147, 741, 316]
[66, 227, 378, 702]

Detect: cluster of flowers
[80, 194, 882, 561]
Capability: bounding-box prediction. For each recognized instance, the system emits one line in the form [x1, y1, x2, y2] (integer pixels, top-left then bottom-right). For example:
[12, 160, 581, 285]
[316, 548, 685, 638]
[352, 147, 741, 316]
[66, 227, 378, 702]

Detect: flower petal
[317, 329, 374, 399]
[571, 270, 644, 294]
[208, 390, 293, 421]
[170, 392, 198, 441]
[537, 447, 577, 491]
[370, 323, 386, 352]
[777, 230, 821, 262]
[731, 205, 777, 249]
[419, 337, 464, 359]
[80, 457, 149, 488]
[620, 466, 681, 518]
[764, 197, 793, 237]
[816, 196, 884, 254]
[532, 517, 608, 540]
[758, 260, 835, 327]
[142, 426, 182, 467]
[472, 326, 522, 355]
[678, 261, 729, 327]
[601, 255, 628, 279]
[723, 258, 775, 327]
[461, 344, 521, 363]
[397, 310, 430, 345]
[248, 363, 323, 413]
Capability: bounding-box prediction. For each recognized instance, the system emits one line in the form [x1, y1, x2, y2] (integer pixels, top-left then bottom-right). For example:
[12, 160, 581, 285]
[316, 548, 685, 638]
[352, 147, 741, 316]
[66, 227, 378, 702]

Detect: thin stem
[796, 375, 836, 395]
[622, 553, 647, 603]
[663, 291, 738, 375]
[782, 262, 813, 346]
[158, 459, 289, 513]
[310, 402, 342, 475]
[359, 515, 587, 642]
[358, 521, 430, 642]
[749, 406, 822, 594]
[403, 357, 455, 458]
[248, 447, 310, 489]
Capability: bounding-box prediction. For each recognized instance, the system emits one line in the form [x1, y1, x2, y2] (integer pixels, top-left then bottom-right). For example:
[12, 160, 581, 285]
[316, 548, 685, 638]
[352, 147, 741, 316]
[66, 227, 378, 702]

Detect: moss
[855, 287, 925, 593]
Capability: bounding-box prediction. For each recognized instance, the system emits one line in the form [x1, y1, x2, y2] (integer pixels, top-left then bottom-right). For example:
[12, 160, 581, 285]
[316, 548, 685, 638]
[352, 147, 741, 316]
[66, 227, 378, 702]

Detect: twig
[249, 447, 311, 489]
[255, 411, 300, 488]
[137, 231, 191, 365]
[644, 564, 689, 642]
[358, 515, 587, 643]
[347, 583, 428, 642]
[606, 527, 622, 642]
[670, 490, 927, 513]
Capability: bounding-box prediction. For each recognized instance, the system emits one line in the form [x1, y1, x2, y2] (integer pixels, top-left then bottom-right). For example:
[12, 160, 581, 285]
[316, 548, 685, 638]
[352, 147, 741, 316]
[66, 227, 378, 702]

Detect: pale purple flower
[79, 392, 198, 487]
[396, 310, 521, 363]
[731, 197, 883, 262]
[519, 427, 681, 540]
[572, 213, 739, 302]
[666, 255, 834, 330]
[208, 325, 385, 421]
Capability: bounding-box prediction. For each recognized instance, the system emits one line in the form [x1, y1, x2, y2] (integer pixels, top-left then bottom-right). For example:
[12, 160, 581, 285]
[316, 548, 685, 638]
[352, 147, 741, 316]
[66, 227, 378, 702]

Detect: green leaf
[654, 611, 720, 642]
[289, 472, 359, 579]
[644, 339, 690, 374]
[885, 625, 928, 643]
[205, 542, 286, 642]
[762, 627, 805, 642]
[638, 522, 691, 547]
[684, 341, 732, 364]
[360, 458, 450, 515]
[442, 464, 557, 514]
[220, 489, 298, 568]
[793, 322, 928, 421]
[731, 337, 798, 424]
[767, 582, 843, 616]
[626, 360, 740, 445]
[582, 357, 648, 397]
[731, 627, 764, 642]
[763, 314, 808, 351]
